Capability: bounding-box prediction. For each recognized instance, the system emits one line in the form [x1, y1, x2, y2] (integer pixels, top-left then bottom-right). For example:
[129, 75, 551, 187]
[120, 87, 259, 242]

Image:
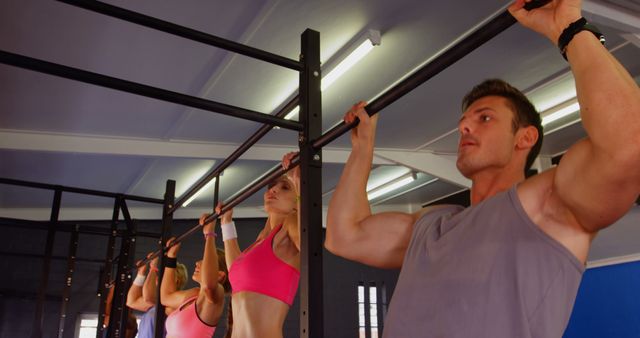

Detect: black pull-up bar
[56, 0, 303, 72]
[313, 0, 552, 149]
[0, 50, 303, 131]
[135, 0, 552, 269]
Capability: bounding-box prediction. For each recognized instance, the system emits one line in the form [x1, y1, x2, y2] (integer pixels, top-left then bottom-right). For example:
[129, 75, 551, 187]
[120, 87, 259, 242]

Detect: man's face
[456, 96, 517, 178]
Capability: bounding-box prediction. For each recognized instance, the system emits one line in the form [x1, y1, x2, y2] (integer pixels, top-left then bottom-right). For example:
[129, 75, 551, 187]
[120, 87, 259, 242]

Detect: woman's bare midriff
[231, 291, 291, 338]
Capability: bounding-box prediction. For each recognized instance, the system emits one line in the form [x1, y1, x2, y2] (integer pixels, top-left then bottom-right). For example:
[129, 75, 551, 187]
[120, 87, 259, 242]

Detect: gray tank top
[383, 186, 584, 338]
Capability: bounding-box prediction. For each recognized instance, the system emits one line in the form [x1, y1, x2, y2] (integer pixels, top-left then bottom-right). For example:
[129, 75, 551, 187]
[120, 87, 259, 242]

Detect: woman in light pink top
[161, 215, 231, 338]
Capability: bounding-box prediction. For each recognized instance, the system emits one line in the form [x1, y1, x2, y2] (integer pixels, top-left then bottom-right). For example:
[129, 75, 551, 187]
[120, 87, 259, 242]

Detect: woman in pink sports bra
[217, 152, 301, 338]
[160, 214, 232, 338]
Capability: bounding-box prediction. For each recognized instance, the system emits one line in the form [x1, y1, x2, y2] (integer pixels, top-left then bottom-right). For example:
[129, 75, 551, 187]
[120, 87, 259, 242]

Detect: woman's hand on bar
[166, 237, 180, 258]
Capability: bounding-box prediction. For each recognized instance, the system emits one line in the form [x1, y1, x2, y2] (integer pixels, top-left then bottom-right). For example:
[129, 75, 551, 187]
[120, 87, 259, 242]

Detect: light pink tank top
[165, 296, 216, 338]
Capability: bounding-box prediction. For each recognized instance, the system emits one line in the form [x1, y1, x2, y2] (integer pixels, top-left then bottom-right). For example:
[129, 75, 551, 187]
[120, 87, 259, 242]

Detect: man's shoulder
[412, 204, 465, 224]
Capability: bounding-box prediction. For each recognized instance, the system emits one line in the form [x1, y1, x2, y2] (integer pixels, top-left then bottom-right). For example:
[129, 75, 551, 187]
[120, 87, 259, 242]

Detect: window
[358, 284, 366, 337]
[76, 313, 141, 338]
[77, 315, 98, 338]
[358, 281, 387, 338]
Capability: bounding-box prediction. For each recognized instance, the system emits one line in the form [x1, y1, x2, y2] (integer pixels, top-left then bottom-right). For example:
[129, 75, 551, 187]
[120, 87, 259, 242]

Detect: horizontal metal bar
[0, 177, 163, 204]
[312, 0, 551, 149]
[0, 248, 103, 264]
[0, 217, 160, 238]
[170, 95, 301, 213]
[0, 50, 303, 131]
[56, 0, 303, 71]
[0, 288, 62, 301]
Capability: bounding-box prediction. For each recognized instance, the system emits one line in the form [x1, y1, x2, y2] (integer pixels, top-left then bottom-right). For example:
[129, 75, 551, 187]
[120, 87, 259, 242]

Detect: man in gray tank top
[325, 0, 640, 337]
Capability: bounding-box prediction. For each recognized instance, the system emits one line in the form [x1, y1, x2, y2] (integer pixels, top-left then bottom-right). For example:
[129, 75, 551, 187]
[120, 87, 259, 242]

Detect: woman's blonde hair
[175, 262, 188, 290]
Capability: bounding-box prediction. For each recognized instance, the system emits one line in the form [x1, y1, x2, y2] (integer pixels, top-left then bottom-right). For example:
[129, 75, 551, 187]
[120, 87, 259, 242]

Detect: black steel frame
[0, 0, 552, 337]
[0, 178, 163, 338]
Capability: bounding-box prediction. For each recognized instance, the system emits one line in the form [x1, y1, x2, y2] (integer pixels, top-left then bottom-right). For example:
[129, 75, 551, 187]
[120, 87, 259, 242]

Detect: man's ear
[516, 125, 539, 150]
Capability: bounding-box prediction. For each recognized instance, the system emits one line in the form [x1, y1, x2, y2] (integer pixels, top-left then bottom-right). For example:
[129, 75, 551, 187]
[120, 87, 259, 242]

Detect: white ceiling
[0, 0, 638, 263]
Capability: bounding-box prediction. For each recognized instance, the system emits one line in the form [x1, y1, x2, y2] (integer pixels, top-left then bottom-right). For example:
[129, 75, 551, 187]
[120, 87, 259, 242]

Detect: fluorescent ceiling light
[322, 29, 380, 92]
[284, 30, 380, 121]
[367, 172, 416, 201]
[284, 106, 300, 121]
[321, 39, 375, 91]
[542, 100, 580, 126]
[182, 177, 217, 207]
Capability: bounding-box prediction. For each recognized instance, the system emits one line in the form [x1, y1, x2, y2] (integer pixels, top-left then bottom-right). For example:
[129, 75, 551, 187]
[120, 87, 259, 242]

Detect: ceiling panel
[0, 150, 153, 193]
[0, 65, 188, 137]
[126, 158, 217, 199]
[589, 205, 640, 261]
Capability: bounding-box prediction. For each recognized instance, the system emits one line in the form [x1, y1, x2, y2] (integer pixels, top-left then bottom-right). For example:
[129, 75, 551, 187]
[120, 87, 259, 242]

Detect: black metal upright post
[107, 200, 136, 338]
[213, 174, 220, 210]
[97, 198, 121, 338]
[154, 180, 175, 338]
[298, 29, 323, 338]
[364, 282, 371, 338]
[32, 189, 62, 338]
[57, 225, 79, 338]
[378, 282, 387, 334]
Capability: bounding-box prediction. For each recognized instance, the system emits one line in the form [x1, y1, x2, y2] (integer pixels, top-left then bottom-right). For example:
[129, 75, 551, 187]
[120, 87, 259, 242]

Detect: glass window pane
[369, 286, 377, 303]
[80, 319, 98, 327]
[79, 327, 97, 338]
[358, 285, 364, 302]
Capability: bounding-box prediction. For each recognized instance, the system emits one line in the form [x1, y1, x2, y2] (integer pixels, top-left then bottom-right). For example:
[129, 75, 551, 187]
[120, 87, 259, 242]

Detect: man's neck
[470, 168, 525, 205]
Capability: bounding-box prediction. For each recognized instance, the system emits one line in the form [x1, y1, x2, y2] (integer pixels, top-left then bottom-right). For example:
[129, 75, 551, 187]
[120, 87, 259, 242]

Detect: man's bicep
[554, 139, 640, 232]
[342, 211, 416, 268]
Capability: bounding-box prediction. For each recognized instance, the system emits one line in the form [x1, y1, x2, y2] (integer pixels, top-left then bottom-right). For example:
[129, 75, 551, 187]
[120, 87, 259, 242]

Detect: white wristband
[133, 274, 146, 286]
[221, 221, 237, 241]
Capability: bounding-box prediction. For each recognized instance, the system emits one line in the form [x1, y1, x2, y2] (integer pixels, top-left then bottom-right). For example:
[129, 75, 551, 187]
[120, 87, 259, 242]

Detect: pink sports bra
[165, 296, 216, 338]
[228, 224, 300, 305]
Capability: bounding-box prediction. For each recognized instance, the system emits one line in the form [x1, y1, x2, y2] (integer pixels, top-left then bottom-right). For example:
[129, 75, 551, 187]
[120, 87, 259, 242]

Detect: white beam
[583, 0, 640, 33]
[0, 204, 414, 230]
[0, 129, 392, 165]
[587, 253, 640, 269]
[622, 33, 640, 48]
[374, 150, 471, 188]
[532, 155, 554, 173]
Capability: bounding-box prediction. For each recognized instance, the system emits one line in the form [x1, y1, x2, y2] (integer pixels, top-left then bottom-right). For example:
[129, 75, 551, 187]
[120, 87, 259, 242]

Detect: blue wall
[563, 260, 640, 338]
